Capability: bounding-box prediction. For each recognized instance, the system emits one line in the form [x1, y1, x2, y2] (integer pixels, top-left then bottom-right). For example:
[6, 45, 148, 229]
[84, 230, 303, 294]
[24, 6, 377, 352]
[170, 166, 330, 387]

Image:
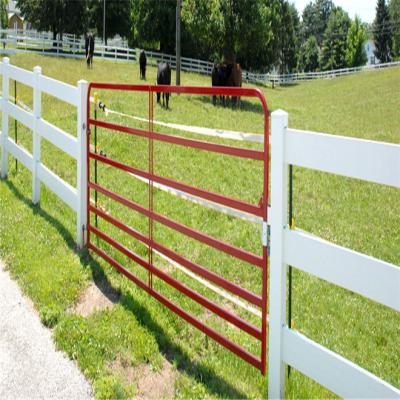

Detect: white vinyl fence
[1, 28, 400, 84]
[0, 57, 88, 247]
[268, 110, 400, 398]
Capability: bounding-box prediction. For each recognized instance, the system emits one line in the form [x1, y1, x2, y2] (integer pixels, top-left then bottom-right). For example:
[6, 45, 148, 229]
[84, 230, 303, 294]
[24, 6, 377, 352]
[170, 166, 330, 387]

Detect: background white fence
[268, 110, 400, 398]
[0, 57, 88, 247]
[1, 28, 400, 85]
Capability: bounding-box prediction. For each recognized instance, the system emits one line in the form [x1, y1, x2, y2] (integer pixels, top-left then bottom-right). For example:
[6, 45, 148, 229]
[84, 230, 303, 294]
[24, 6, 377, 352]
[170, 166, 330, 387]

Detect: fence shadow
[84, 257, 249, 399]
[4, 179, 248, 399]
[4, 179, 77, 251]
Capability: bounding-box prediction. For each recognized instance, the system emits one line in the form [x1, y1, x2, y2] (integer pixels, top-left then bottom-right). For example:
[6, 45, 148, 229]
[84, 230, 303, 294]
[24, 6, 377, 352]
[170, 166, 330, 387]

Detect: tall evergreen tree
[374, 0, 392, 62]
[389, 0, 400, 57]
[346, 16, 368, 67]
[320, 7, 351, 70]
[277, 1, 300, 73]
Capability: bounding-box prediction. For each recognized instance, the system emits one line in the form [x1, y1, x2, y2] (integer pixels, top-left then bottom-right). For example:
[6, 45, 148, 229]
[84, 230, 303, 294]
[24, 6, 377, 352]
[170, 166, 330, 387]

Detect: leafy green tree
[298, 35, 319, 71]
[320, 7, 351, 70]
[346, 16, 367, 67]
[17, 0, 89, 40]
[374, 0, 392, 62]
[131, 0, 281, 70]
[89, 0, 131, 45]
[301, 0, 335, 45]
[180, 0, 225, 61]
[183, 0, 281, 69]
[226, 0, 282, 69]
[389, 0, 400, 57]
[130, 0, 176, 53]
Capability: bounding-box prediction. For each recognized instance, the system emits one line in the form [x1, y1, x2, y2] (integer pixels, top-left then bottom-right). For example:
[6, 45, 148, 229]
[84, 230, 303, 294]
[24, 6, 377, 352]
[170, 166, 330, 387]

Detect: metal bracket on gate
[261, 221, 270, 251]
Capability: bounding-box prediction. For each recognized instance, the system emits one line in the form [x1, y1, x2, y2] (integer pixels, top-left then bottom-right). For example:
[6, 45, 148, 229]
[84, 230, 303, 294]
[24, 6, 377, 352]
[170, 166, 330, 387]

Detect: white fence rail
[268, 110, 400, 398]
[0, 57, 88, 247]
[1, 28, 400, 84]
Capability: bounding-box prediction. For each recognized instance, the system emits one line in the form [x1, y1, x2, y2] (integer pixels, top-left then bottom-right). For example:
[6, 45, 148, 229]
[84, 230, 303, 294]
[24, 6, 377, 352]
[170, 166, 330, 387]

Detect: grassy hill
[0, 53, 399, 399]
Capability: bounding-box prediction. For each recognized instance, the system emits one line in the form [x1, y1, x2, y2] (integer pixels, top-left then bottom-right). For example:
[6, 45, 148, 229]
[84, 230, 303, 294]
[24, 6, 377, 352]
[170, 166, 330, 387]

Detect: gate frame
[85, 83, 270, 374]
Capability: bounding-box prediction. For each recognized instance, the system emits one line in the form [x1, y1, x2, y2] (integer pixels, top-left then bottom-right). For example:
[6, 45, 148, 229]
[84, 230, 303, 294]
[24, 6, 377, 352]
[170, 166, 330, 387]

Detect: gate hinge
[261, 221, 270, 252]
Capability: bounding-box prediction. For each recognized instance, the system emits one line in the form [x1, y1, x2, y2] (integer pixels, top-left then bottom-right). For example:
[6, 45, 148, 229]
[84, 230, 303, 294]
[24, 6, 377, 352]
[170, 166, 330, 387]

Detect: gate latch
[261, 221, 270, 250]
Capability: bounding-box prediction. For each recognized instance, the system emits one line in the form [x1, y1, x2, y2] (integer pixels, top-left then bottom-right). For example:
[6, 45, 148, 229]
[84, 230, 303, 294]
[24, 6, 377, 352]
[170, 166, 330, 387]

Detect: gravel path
[0, 261, 93, 400]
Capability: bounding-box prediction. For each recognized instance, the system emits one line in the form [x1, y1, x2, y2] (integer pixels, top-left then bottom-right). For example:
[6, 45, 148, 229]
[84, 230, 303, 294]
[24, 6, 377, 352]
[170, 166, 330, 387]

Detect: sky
[292, 0, 377, 23]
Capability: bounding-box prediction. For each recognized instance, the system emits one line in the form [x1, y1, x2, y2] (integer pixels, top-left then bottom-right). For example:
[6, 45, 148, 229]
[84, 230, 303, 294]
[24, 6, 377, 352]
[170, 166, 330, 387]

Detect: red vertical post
[261, 97, 270, 376]
[148, 88, 154, 289]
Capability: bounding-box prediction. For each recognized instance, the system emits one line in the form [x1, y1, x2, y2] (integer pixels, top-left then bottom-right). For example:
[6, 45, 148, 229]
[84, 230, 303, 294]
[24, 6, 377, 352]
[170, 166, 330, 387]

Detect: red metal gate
[86, 83, 270, 374]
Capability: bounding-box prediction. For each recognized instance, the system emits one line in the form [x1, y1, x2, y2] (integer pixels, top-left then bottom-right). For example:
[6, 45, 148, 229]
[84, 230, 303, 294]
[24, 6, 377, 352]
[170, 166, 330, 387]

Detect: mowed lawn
[0, 52, 399, 399]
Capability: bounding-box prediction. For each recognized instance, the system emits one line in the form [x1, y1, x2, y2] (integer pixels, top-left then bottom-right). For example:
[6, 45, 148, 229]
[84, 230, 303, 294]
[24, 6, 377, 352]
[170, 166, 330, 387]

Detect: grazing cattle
[211, 63, 233, 106]
[157, 62, 171, 109]
[227, 63, 242, 107]
[211, 63, 242, 107]
[85, 33, 95, 69]
[139, 50, 147, 80]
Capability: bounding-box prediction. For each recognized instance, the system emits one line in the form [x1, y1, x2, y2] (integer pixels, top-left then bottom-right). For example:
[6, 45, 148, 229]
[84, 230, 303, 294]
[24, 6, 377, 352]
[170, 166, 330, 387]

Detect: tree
[374, 0, 392, 62]
[301, 0, 335, 45]
[226, 0, 282, 69]
[320, 7, 351, 70]
[389, 0, 400, 58]
[180, 0, 225, 62]
[298, 35, 319, 71]
[89, 0, 131, 45]
[131, 0, 281, 70]
[17, 0, 89, 40]
[277, 1, 300, 73]
[0, 0, 7, 29]
[346, 16, 367, 67]
[131, 0, 176, 53]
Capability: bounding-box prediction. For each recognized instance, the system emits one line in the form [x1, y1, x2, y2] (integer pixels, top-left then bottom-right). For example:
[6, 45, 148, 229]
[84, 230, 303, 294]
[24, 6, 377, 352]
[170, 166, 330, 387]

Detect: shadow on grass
[82, 255, 249, 399]
[196, 94, 272, 116]
[4, 179, 248, 399]
[5, 179, 77, 251]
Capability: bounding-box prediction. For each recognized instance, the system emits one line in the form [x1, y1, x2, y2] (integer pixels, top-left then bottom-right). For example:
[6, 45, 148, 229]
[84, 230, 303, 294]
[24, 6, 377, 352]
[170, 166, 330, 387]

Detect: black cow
[157, 62, 171, 109]
[211, 63, 233, 106]
[211, 63, 242, 107]
[139, 50, 147, 80]
[85, 33, 95, 69]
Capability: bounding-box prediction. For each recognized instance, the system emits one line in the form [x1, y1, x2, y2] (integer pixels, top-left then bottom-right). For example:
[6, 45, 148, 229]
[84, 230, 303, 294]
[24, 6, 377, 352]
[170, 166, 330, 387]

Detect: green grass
[0, 52, 399, 399]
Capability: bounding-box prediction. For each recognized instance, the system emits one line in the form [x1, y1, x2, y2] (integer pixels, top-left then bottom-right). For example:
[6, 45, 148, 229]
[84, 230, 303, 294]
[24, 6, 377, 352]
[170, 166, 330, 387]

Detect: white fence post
[268, 110, 289, 399]
[1, 57, 10, 179]
[32, 65, 42, 204]
[76, 79, 88, 248]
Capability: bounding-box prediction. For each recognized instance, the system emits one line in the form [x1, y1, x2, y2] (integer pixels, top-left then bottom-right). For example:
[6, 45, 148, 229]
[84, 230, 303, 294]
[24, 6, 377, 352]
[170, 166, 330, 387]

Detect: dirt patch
[135, 359, 175, 400]
[75, 281, 120, 317]
[108, 357, 176, 399]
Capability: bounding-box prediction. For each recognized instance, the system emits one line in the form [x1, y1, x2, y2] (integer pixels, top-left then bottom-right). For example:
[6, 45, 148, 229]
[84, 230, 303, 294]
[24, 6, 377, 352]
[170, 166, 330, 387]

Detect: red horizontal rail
[89, 82, 267, 104]
[90, 225, 262, 340]
[89, 204, 262, 307]
[89, 118, 264, 161]
[89, 182, 262, 267]
[89, 242, 263, 371]
[90, 152, 263, 217]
